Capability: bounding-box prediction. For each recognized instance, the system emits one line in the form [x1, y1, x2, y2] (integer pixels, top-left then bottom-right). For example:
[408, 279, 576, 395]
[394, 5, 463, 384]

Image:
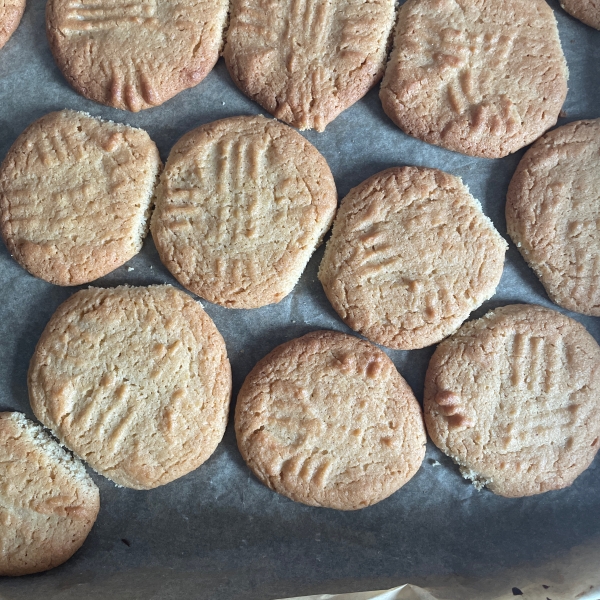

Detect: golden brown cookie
[0, 110, 161, 286]
[0, 0, 25, 49]
[235, 330, 426, 510]
[506, 119, 600, 316]
[151, 116, 337, 309]
[46, 0, 228, 111]
[561, 0, 600, 29]
[224, 0, 396, 132]
[0, 412, 99, 576]
[28, 285, 232, 490]
[318, 167, 506, 350]
[424, 304, 600, 497]
[380, 0, 568, 158]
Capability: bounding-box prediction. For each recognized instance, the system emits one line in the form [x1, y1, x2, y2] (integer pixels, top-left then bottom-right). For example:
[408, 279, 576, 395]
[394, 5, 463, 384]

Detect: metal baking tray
[0, 0, 599, 597]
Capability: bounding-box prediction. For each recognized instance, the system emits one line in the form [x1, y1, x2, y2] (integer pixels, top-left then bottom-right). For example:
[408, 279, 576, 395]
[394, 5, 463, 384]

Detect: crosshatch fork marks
[500, 331, 581, 449]
[106, 60, 158, 110]
[212, 135, 270, 242]
[163, 134, 271, 245]
[424, 304, 600, 497]
[27, 286, 232, 489]
[286, 0, 332, 49]
[509, 332, 564, 395]
[61, 0, 157, 32]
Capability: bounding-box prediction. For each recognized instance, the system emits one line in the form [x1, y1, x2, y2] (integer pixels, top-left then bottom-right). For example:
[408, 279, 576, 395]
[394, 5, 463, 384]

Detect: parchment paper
[0, 1, 599, 598]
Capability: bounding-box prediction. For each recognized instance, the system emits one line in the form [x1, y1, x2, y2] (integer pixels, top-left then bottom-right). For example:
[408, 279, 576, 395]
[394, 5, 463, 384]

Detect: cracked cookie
[28, 285, 232, 490]
[0, 412, 99, 576]
[380, 0, 568, 158]
[0, 110, 161, 286]
[235, 330, 426, 510]
[0, 0, 25, 50]
[46, 0, 228, 111]
[318, 166, 506, 350]
[224, 0, 396, 132]
[151, 115, 337, 308]
[507, 119, 600, 316]
[424, 304, 600, 497]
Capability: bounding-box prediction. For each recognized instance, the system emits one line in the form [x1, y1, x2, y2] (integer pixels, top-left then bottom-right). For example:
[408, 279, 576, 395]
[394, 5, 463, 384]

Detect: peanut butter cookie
[224, 0, 396, 131]
[0, 412, 99, 576]
[46, 0, 228, 111]
[319, 167, 506, 350]
[236, 330, 426, 510]
[507, 119, 600, 316]
[561, 0, 599, 29]
[0, 110, 161, 285]
[151, 116, 337, 308]
[28, 285, 231, 490]
[380, 0, 568, 158]
[424, 304, 600, 497]
[0, 0, 25, 49]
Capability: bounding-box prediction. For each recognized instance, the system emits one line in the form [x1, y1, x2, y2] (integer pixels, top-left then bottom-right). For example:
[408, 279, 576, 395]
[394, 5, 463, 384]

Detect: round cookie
[46, 0, 228, 111]
[560, 0, 600, 29]
[223, 0, 396, 132]
[0, 412, 99, 576]
[0, 110, 161, 286]
[424, 304, 600, 498]
[28, 285, 232, 490]
[380, 0, 568, 158]
[151, 116, 337, 309]
[506, 119, 600, 316]
[318, 167, 507, 350]
[0, 0, 25, 50]
[235, 330, 427, 510]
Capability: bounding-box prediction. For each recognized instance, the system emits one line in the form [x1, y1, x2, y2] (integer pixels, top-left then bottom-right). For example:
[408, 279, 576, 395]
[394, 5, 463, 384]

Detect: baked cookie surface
[235, 330, 426, 510]
[28, 285, 231, 490]
[0, 412, 99, 576]
[507, 119, 600, 316]
[0, 0, 25, 49]
[380, 0, 568, 158]
[151, 116, 337, 308]
[424, 304, 600, 497]
[46, 0, 228, 111]
[0, 110, 161, 286]
[561, 0, 600, 29]
[224, 0, 396, 132]
[318, 167, 506, 350]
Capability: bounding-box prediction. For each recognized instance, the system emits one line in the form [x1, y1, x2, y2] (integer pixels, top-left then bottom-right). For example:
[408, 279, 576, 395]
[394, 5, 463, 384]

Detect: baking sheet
[0, 1, 599, 598]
